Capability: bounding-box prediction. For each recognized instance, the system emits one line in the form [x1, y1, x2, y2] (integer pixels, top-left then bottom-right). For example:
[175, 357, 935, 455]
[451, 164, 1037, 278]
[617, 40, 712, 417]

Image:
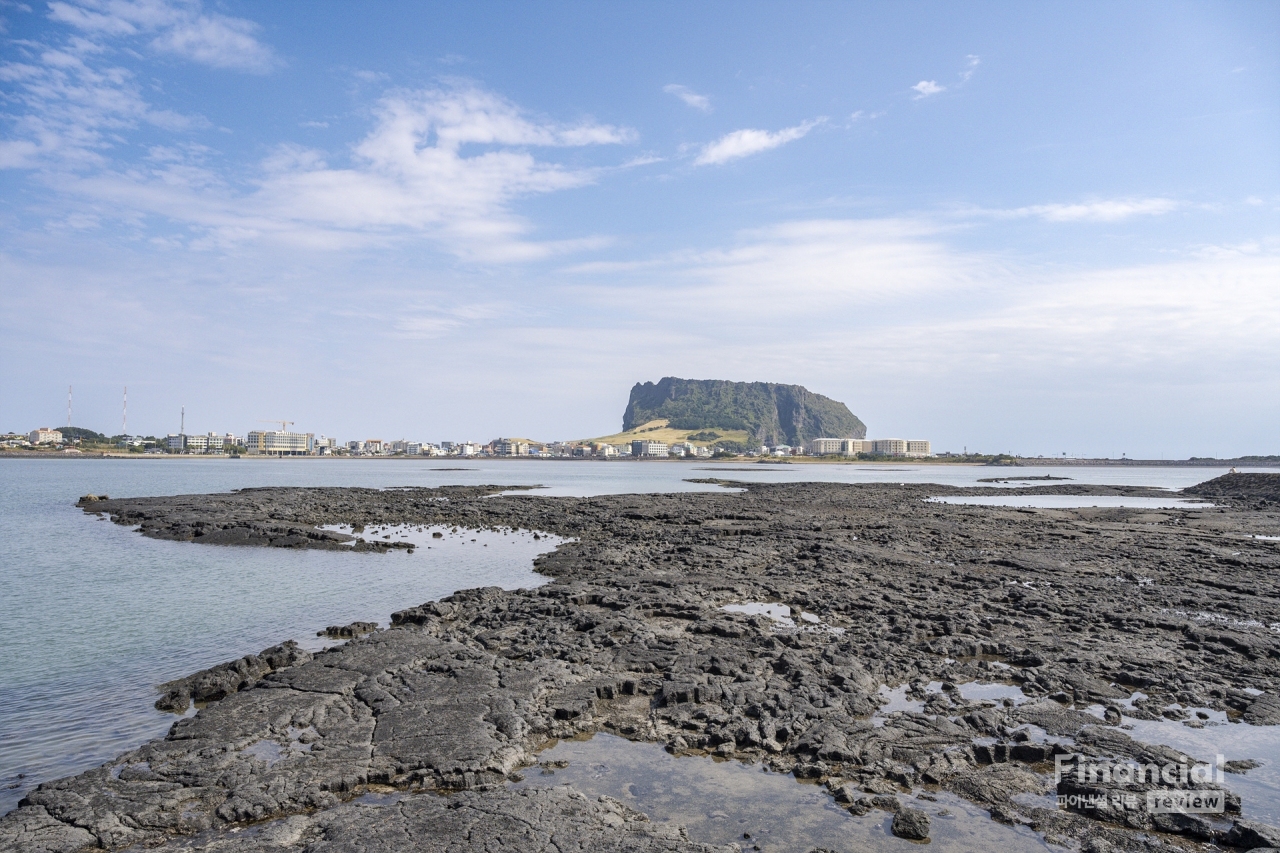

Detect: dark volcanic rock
[155, 641, 312, 713]
[5, 479, 1280, 853]
[892, 806, 931, 840]
[1184, 473, 1280, 502]
[317, 622, 378, 640]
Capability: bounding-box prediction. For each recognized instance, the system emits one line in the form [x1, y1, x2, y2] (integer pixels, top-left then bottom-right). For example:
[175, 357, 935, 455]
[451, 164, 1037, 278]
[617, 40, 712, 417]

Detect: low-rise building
[841, 439, 872, 455]
[871, 438, 908, 457]
[164, 434, 186, 452]
[631, 440, 668, 457]
[246, 430, 314, 456]
[493, 439, 529, 457]
[808, 438, 844, 455]
[28, 428, 63, 445]
[906, 440, 932, 457]
[185, 434, 209, 453]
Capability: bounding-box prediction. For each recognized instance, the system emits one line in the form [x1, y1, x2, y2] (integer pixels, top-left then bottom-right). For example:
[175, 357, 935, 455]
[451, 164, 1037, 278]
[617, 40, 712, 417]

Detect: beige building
[871, 438, 908, 456]
[246, 430, 314, 456]
[842, 439, 872, 455]
[808, 438, 844, 455]
[906, 440, 932, 457]
[28, 427, 62, 445]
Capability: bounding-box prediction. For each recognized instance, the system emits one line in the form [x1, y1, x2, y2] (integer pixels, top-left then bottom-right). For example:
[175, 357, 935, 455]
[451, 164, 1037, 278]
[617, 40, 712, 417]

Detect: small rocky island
[4, 474, 1280, 852]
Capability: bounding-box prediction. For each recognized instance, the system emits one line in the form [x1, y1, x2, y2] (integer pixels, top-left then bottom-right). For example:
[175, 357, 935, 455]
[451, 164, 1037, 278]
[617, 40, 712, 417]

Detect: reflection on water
[1080, 703, 1280, 826]
[513, 733, 1055, 853]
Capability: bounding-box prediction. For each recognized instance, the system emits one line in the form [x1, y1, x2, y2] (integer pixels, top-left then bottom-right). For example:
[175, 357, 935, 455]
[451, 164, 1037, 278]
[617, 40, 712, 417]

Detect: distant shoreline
[0, 450, 1275, 467]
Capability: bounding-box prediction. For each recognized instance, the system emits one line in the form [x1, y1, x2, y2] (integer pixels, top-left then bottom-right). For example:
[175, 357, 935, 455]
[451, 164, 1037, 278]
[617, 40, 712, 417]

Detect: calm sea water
[0, 458, 1246, 814]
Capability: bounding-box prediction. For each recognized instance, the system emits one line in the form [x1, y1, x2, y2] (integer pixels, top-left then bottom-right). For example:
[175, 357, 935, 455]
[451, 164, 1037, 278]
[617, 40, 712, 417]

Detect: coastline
[2, 450, 1276, 468]
[4, 474, 1280, 852]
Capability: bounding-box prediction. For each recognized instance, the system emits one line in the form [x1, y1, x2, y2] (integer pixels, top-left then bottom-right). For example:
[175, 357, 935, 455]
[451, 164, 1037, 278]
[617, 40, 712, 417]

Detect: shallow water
[0, 457, 1256, 815]
[721, 602, 844, 635]
[513, 733, 1055, 852]
[1087, 706, 1280, 826]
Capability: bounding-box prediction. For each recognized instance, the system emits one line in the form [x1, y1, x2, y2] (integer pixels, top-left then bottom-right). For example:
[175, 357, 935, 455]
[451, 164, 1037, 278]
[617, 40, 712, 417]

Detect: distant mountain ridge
[623, 377, 866, 447]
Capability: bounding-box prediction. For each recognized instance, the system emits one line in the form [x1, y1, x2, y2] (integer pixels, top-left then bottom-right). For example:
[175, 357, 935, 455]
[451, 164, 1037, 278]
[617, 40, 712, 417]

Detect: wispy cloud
[48, 83, 635, 260]
[912, 80, 944, 99]
[694, 118, 824, 166]
[1001, 198, 1182, 222]
[663, 83, 711, 112]
[48, 0, 278, 72]
[0, 41, 207, 168]
[913, 55, 980, 101]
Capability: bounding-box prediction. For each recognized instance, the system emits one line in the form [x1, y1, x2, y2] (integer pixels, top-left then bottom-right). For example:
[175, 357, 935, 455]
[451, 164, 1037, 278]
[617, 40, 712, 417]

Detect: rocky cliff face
[622, 377, 866, 446]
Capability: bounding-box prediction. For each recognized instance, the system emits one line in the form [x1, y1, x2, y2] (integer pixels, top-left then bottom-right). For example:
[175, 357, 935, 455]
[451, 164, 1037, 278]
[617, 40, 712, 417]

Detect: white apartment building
[906, 440, 932, 457]
[246, 430, 314, 456]
[28, 428, 62, 445]
[631, 440, 668, 457]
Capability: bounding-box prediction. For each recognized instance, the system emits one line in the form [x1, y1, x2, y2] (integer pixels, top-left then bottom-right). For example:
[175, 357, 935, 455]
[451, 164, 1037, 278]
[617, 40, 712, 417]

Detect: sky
[0, 0, 1277, 457]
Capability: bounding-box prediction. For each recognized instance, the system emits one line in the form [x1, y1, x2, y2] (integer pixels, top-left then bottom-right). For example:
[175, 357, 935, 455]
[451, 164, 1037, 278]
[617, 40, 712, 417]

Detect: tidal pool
[513, 733, 1056, 852]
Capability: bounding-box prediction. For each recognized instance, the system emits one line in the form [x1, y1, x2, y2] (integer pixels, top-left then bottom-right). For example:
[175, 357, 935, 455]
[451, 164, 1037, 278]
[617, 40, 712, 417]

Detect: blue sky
[1, 0, 1276, 456]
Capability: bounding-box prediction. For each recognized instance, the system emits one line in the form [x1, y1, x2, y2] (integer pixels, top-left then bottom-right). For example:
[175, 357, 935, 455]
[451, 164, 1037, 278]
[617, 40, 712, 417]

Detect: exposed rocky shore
[5, 475, 1280, 853]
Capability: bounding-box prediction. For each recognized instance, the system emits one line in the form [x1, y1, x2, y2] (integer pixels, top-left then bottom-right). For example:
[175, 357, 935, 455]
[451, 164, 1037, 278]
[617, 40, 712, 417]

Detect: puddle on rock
[1082, 703, 1280, 826]
[512, 733, 1055, 852]
[509, 732, 1049, 850]
[874, 680, 1031, 726]
[722, 602, 845, 635]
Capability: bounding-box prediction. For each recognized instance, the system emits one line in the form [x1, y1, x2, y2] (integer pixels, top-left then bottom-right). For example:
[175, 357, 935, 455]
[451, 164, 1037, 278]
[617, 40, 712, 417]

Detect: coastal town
[3, 426, 933, 460]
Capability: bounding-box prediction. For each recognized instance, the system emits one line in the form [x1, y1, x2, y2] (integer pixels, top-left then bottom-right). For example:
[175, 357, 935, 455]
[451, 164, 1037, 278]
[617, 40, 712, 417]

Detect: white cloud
[0, 42, 207, 169]
[912, 80, 945, 99]
[693, 118, 824, 166]
[559, 218, 1280, 410]
[1003, 198, 1181, 222]
[150, 13, 275, 73]
[48, 0, 277, 72]
[960, 54, 980, 82]
[46, 84, 634, 260]
[663, 83, 711, 112]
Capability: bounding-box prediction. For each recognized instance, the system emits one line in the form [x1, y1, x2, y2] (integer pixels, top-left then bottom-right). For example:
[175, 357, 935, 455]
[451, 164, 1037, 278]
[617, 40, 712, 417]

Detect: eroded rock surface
[5, 477, 1279, 852]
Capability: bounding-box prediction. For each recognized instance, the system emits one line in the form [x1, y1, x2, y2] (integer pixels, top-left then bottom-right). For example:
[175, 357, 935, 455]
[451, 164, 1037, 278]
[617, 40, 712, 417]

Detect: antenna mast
[123, 387, 127, 437]
[67, 386, 72, 429]
[181, 406, 185, 436]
